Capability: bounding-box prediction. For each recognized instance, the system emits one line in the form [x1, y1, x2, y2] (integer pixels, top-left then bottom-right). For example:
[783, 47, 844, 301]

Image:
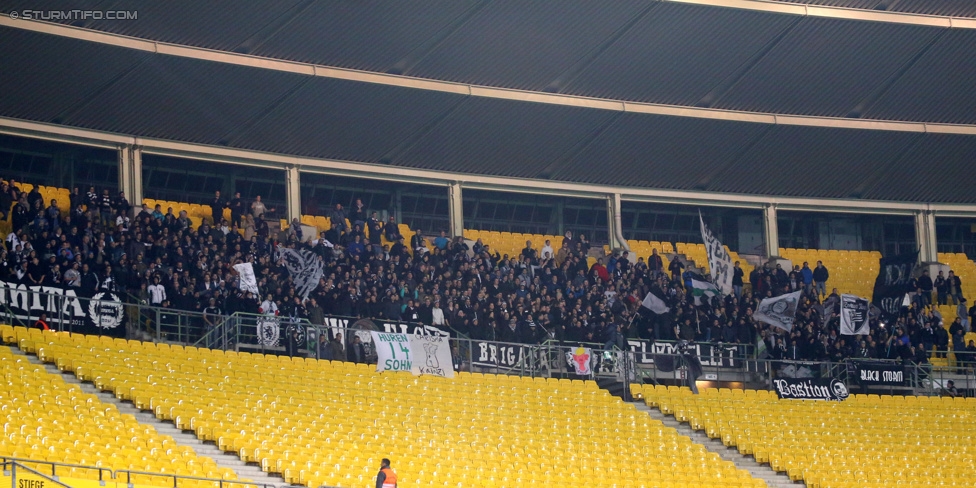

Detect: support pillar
[763, 204, 779, 259]
[914, 209, 938, 263]
[447, 182, 463, 238]
[117, 144, 143, 209]
[285, 165, 301, 223]
[606, 193, 628, 251]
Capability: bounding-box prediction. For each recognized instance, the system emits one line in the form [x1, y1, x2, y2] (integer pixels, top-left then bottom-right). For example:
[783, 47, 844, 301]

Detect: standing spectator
[935, 270, 948, 306]
[540, 239, 554, 261]
[210, 190, 225, 225]
[813, 261, 829, 299]
[113, 191, 130, 216]
[958, 298, 970, 333]
[800, 262, 813, 295]
[918, 269, 933, 308]
[68, 186, 82, 211]
[433, 230, 450, 251]
[329, 203, 348, 232]
[351, 198, 367, 227]
[148, 276, 166, 306]
[329, 332, 345, 361]
[99, 189, 113, 226]
[0, 181, 11, 221]
[948, 270, 963, 305]
[411, 230, 428, 256]
[367, 211, 382, 243]
[251, 195, 268, 220]
[347, 335, 366, 363]
[732, 261, 744, 299]
[668, 257, 684, 282]
[228, 191, 244, 226]
[85, 186, 98, 209]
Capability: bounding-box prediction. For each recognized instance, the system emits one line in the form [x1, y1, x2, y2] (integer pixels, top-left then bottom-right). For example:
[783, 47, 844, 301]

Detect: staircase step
[11, 347, 292, 488]
[635, 403, 804, 488]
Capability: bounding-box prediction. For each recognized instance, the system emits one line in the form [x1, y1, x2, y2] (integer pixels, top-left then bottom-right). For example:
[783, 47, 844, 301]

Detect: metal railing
[0, 456, 280, 488]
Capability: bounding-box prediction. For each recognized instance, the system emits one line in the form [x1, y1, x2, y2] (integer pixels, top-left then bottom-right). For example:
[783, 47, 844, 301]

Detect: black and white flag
[256, 315, 280, 347]
[277, 248, 324, 300]
[840, 294, 870, 335]
[700, 214, 733, 296]
[641, 292, 670, 314]
[753, 291, 802, 332]
[871, 251, 917, 319]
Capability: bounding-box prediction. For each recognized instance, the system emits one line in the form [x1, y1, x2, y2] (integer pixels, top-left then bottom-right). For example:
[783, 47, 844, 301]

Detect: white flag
[840, 294, 870, 335]
[566, 346, 593, 375]
[233, 263, 259, 296]
[410, 333, 455, 378]
[641, 292, 670, 314]
[754, 291, 802, 332]
[700, 214, 734, 296]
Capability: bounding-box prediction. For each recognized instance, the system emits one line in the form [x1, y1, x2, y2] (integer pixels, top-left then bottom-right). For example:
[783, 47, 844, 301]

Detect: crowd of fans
[3, 182, 974, 368]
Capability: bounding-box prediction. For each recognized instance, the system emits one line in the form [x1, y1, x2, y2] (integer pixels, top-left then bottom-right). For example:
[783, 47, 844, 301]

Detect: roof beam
[2, 115, 975, 217]
[5, 15, 976, 135]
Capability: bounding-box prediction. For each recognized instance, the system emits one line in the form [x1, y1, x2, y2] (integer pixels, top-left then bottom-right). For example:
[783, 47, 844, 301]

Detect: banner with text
[851, 361, 905, 386]
[0, 281, 126, 337]
[772, 377, 849, 401]
[410, 333, 455, 378]
[626, 340, 741, 368]
[371, 332, 413, 374]
[472, 341, 534, 369]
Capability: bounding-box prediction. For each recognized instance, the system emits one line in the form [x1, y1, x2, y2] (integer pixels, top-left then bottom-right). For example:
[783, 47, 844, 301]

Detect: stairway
[636, 403, 803, 488]
[12, 348, 291, 488]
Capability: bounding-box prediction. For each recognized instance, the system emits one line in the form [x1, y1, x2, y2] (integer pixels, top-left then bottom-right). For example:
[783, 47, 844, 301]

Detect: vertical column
[447, 181, 463, 238]
[914, 209, 938, 262]
[606, 193, 628, 251]
[763, 204, 779, 258]
[285, 165, 301, 223]
[130, 146, 143, 207]
[117, 144, 143, 209]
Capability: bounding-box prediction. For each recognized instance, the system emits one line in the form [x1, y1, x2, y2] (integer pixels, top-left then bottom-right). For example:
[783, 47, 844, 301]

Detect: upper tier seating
[0, 336, 238, 488]
[780, 248, 880, 298]
[634, 384, 976, 488]
[19, 327, 765, 488]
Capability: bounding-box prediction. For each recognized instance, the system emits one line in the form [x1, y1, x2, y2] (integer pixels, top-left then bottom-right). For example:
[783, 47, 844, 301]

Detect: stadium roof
[4, 0, 976, 123]
[3, 25, 975, 206]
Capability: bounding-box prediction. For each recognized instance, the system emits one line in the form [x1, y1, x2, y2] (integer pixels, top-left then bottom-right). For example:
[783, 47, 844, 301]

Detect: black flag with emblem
[871, 252, 918, 320]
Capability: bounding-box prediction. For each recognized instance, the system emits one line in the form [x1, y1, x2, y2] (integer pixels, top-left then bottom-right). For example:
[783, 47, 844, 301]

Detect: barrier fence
[0, 457, 281, 488]
[3, 288, 974, 397]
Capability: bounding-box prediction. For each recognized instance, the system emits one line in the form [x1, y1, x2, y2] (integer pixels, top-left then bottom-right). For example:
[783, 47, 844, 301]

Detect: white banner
[410, 333, 455, 378]
[565, 346, 594, 375]
[371, 331, 413, 373]
[277, 248, 324, 300]
[840, 294, 870, 335]
[233, 262, 259, 296]
[754, 291, 802, 332]
[700, 214, 734, 296]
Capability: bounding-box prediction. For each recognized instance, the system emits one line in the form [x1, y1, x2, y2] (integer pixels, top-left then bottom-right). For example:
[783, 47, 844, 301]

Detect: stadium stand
[636, 384, 976, 488]
[0, 337, 239, 488]
[14, 327, 766, 488]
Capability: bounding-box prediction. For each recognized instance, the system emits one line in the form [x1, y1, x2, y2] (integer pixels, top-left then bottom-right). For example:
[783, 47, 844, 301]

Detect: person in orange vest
[375, 458, 397, 488]
[33, 313, 51, 331]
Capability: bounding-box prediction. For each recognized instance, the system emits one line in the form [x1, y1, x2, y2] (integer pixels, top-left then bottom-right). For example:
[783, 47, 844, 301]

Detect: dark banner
[627, 340, 741, 368]
[321, 316, 449, 337]
[772, 377, 849, 401]
[851, 361, 905, 386]
[0, 280, 126, 337]
[872, 251, 918, 319]
[472, 341, 534, 369]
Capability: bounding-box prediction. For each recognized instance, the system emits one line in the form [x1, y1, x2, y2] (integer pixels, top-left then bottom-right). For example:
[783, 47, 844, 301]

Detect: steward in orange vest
[376, 458, 397, 488]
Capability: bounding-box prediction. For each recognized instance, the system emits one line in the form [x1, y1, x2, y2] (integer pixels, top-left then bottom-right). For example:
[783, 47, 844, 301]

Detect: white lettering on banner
[700, 214, 734, 296]
[473, 342, 528, 368]
[626, 340, 739, 368]
[9, 284, 28, 311]
[861, 370, 878, 382]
